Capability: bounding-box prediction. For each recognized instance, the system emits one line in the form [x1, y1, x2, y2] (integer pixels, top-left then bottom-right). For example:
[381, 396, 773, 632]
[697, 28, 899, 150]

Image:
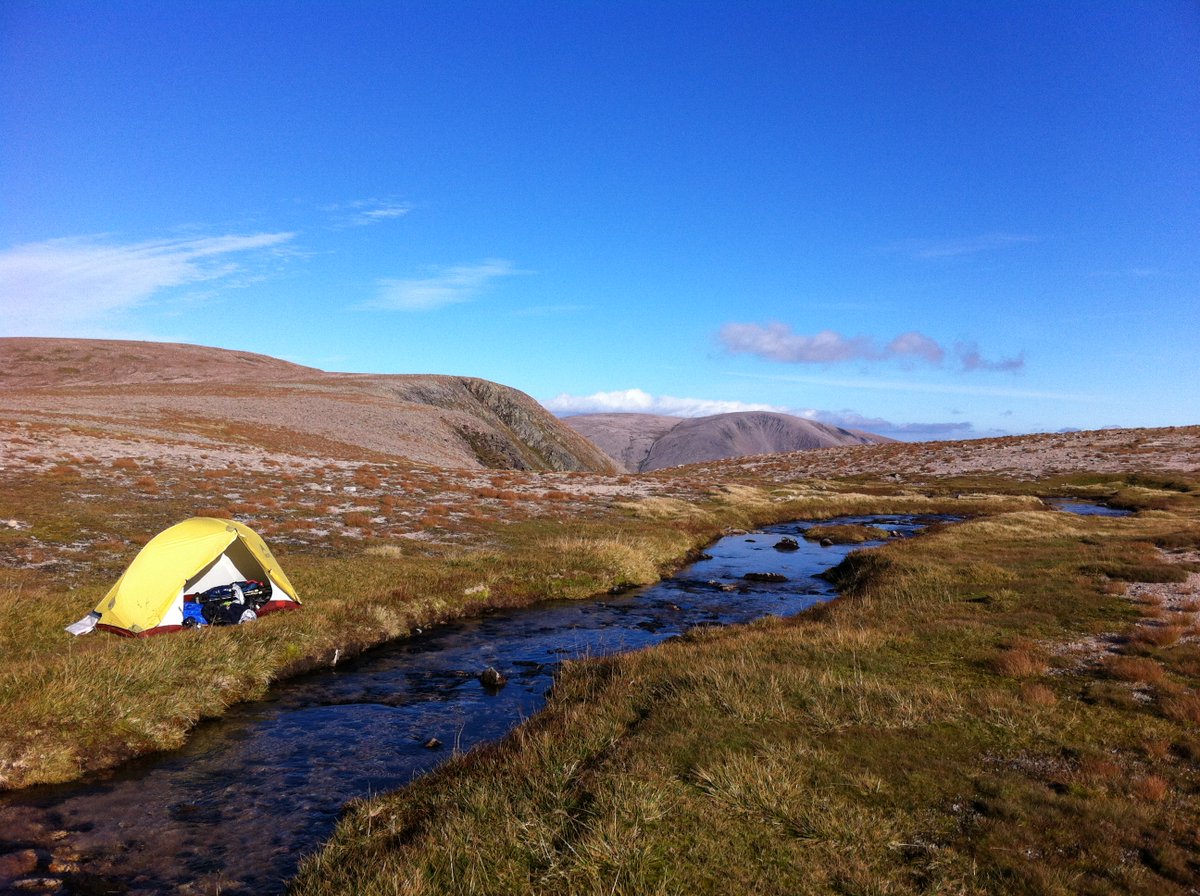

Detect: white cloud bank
[367, 259, 520, 311]
[0, 232, 295, 335]
[718, 321, 1023, 373]
[543, 388, 789, 418]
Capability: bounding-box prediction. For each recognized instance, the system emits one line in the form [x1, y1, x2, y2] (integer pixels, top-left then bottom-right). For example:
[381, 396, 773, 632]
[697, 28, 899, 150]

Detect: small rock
[0, 850, 39, 880]
[820, 538, 834, 547]
[743, 572, 789, 583]
[773, 537, 800, 552]
[11, 878, 60, 892]
[423, 737, 442, 749]
[479, 666, 507, 691]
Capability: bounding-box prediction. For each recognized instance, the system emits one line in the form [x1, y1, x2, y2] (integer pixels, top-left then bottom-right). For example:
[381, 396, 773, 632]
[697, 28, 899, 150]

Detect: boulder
[479, 666, 507, 691]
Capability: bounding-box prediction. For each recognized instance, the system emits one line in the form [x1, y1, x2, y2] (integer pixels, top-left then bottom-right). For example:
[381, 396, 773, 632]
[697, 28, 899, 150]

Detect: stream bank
[1, 514, 953, 895]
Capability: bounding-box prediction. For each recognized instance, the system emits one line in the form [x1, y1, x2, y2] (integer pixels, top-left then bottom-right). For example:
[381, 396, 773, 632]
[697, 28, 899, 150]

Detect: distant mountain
[563, 411, 890, 472]
[0, 338, 617, 473]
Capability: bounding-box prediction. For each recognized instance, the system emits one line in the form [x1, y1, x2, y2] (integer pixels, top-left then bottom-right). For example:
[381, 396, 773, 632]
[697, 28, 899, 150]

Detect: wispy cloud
[720, 324, 876, 364]
[728, 370, 1092, 403]
[888, 233, 1039, 259]
[957, 342, 1025, 373]
[543, 388, 789, 418]
[367, 259, 520, 311]
[0, 232, 295, 335]
[800, 408, 985, 441]
[322, 198, 413, 228]
[885, 331, 945, 364]
[718, 322, 1023, 373]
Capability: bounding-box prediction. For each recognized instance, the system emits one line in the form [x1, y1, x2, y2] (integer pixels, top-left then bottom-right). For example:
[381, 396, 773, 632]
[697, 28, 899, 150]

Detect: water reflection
[1045, 498, 1134, 517]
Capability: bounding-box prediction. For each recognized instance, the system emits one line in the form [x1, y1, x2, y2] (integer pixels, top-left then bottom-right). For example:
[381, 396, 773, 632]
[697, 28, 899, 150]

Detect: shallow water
[0, 514, 951, 895]
[1045, 498, 1134, 517]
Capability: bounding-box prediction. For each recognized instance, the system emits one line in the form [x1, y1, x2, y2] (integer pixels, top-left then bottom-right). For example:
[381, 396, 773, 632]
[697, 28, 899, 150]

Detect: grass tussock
[291, 499, 1200, 896]
[802, 522, 892, 544]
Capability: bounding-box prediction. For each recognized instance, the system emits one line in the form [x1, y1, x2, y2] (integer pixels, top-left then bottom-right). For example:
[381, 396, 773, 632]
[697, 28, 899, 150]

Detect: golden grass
[7, 456, 992, 788]
[291, 493, 1200, 896]
[4, 450, 1200, 890]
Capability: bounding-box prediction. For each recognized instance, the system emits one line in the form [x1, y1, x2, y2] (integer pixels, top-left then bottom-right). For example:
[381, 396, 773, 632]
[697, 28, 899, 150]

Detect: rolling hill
[0, 338, 616, 473]
[563, 410, 889, 472]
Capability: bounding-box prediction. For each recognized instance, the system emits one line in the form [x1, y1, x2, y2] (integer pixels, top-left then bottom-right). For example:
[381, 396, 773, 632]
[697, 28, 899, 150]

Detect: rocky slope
[563, 410, 888, 472]
[0, 338, 616, 473]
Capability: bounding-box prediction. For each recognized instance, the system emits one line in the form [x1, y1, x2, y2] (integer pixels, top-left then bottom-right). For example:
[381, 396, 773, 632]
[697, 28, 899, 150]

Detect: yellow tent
[72, 518, 300, 637]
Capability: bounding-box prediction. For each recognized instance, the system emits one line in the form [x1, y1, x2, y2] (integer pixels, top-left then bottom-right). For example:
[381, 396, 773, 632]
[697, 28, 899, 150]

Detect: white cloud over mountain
[543, 388, 789, 418]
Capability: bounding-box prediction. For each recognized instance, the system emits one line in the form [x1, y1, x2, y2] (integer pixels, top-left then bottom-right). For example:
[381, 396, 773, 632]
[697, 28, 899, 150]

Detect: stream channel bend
[2, 514, 955, 895]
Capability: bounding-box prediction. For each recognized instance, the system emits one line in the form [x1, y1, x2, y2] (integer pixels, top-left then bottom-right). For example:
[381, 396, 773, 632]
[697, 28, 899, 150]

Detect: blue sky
[2, 1, 1197, 440]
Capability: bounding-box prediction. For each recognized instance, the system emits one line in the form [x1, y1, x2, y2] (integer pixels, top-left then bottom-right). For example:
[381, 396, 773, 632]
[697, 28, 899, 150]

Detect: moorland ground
[2, 416, 1199, 894]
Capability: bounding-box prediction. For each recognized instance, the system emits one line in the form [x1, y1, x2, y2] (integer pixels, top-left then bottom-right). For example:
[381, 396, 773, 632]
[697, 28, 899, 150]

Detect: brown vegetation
[2, 339, 1199, 893]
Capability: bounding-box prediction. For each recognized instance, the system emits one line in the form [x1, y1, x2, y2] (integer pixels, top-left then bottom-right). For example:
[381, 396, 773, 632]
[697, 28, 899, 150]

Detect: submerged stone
[743, 572, 788, 583]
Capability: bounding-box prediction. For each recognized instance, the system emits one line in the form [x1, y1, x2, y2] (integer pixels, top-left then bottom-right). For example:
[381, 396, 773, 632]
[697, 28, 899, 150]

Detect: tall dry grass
[291, 494, 1200, 896]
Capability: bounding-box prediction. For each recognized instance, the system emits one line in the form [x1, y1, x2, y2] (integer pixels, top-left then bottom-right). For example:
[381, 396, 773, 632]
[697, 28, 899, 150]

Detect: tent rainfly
[68, 517, 301, 637]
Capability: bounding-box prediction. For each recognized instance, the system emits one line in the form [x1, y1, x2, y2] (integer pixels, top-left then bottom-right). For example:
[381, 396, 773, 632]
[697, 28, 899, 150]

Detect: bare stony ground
[1054, 552, 1200, 675]
[695, 425, 1200, 480]
[3, 411, 1198, 578]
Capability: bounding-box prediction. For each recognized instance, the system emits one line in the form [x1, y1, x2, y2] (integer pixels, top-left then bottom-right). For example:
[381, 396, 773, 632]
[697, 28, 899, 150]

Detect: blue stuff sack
[182, 600, 208, 627]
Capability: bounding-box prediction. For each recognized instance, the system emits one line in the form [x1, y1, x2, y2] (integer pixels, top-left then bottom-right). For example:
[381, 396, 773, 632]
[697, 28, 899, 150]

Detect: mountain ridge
[563, 410, 890, 472]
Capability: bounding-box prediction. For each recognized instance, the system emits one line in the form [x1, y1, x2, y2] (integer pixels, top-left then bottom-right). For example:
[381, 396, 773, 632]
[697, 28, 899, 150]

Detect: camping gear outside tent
[67, 518, 300, 637]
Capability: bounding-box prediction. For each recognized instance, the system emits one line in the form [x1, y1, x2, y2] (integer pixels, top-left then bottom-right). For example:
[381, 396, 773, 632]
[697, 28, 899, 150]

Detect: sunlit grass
[291, 485, 1200, 896]
[4, 431, 1200, 891]
[2, 454, 1014, 788]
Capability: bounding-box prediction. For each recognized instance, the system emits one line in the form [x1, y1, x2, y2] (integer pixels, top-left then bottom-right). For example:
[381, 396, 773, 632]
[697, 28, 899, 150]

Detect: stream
[1044, 498, 1133, 517]
[1, 514, 955, 894]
